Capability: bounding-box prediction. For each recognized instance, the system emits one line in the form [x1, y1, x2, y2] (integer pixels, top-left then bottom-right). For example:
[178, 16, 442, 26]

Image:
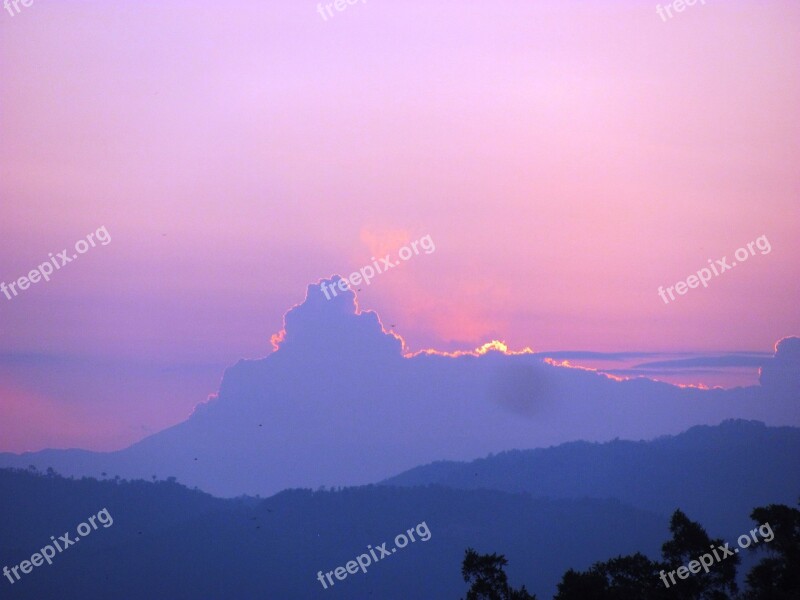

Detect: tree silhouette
[554, 568, 608, 600]
[554, 552, 671, 600]
[743, 500, 800, 599]
[461, 548, 536, 600]
[661, 509, 738, 600]
[553, 510, 738, 600]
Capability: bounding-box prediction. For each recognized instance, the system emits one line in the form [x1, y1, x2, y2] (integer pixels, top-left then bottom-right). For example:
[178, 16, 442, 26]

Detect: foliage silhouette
[461, 548, 537, 600]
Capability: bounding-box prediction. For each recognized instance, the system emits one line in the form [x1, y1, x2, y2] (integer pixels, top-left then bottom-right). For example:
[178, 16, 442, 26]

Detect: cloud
[2, 280, 798, 497]
[631, 355, 770, 370]
[0, 353, 224, 453]
[270, 276, 405, 359]
[0, 382, 108, 453]
[759, 336, 800, 396]
[534, 351, 667, 362]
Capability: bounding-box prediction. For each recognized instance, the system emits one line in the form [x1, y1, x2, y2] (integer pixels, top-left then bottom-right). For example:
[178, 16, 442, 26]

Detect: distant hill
[1, 469, 666, 600]
[0, 468, 232, 546]
[382, 420, 800, 536]
[3, 419, 797, 598]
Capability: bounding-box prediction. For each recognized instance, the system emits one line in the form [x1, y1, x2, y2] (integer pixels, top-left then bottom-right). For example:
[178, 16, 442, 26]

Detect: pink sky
[1, 0, 798, 452]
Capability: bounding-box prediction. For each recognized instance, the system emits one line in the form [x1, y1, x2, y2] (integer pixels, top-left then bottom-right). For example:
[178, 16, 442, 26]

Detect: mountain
[4, 420, 798, 598]
[1, 280, 797, 497]
[0, 468, 667, 600]
[382, 419, 800, 536]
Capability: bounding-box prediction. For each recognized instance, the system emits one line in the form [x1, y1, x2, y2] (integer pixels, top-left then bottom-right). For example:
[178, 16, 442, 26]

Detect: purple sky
[1, 0, 798, 452]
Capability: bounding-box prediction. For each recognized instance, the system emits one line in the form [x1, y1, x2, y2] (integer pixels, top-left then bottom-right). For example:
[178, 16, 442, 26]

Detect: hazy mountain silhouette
[383, 420, 800, 536]
[1, 468, 667, 599]
[1, 279, 797, 497]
